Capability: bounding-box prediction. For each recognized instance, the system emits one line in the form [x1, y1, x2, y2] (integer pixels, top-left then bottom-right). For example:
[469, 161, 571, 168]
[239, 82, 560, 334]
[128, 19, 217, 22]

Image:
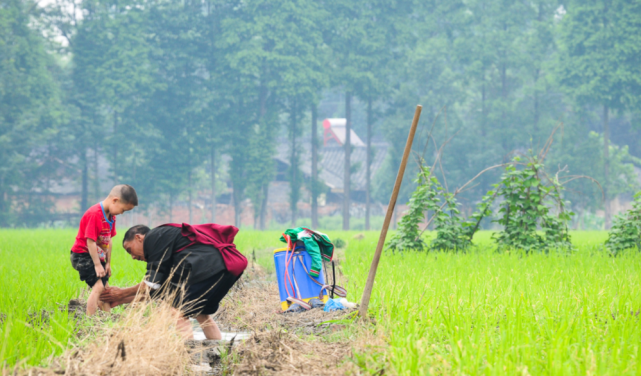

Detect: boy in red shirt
[71, 184, 138, 315]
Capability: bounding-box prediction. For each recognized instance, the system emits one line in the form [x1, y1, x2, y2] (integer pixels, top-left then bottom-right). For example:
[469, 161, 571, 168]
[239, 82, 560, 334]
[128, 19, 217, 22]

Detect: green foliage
[493, 156, 573, 252]
[387, 164, 439, 252]
[389, 155, 574, 253]
[547, 130, 640, 214]
[333, 238, 346, 249]
[430, 191, 472, 251]
[605, 192, 641, 254]
[0, 0, 61, 225]
[3, 0, 641, 229]
[387, 162, 478, 252]
[461, 188, 497, 238]
[557, 0, 641, 111]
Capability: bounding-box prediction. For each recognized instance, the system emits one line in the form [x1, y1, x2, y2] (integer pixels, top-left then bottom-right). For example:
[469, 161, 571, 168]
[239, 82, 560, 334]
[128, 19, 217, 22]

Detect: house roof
[275, 141, 388, 192]
[322, 118, 366, 147]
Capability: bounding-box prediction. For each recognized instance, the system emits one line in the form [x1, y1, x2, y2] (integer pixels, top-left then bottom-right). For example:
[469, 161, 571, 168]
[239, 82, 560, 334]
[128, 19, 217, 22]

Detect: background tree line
[1, 0, 640, 229]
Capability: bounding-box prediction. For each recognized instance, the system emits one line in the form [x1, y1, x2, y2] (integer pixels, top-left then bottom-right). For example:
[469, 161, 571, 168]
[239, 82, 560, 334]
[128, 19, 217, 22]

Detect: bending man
[100, 223, 247, 340]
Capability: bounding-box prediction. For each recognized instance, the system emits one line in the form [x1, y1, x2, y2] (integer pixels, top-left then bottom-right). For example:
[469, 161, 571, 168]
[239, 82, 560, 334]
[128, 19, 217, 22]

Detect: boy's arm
[87, 238, 106, 278]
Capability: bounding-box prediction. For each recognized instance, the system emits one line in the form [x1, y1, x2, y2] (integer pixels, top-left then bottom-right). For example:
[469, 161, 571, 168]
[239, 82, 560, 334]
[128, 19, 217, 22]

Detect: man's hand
[95, 263, 106, 278]
[105, 263, 112, 277]
[101, 286, 124, 302]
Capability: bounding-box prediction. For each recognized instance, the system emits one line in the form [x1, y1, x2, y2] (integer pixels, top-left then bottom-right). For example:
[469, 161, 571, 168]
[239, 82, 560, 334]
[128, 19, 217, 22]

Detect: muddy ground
[190, 264, 383, 375]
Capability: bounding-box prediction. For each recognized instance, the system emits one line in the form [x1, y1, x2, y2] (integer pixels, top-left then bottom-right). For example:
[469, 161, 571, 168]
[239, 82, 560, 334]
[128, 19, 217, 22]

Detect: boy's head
[104, 184, 138, 215]
[122, 224, 150, 261]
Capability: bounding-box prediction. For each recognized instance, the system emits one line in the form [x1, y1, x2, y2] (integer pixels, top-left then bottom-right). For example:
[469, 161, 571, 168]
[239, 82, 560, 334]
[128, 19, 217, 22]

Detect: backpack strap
[282, 239, 312, 311]
[296, 255, 347, 298]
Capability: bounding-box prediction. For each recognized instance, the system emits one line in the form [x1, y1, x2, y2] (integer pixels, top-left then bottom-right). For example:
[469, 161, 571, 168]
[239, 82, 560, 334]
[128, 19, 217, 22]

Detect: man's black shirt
[143, 226, 225, 287]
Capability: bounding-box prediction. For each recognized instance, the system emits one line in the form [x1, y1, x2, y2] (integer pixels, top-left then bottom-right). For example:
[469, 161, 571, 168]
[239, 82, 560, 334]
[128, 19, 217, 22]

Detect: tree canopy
[1, 0, 640, 229]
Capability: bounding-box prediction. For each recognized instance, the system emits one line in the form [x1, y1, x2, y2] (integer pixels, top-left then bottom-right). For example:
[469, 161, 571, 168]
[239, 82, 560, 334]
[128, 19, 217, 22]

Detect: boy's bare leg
[87, 280, 105, 315]
[196, 314, 222, 340]
[98, 283, 111, 313]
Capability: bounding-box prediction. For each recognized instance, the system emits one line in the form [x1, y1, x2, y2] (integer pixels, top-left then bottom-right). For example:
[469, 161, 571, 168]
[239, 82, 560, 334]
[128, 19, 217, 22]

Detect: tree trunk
[257, 79, 268, 230]
[113, 113, 118, 183]
[343, 92, 351, 230]
[533, 68, 540, 136]
[501, 63, 507, 101]
[210, 148, 216, 223]
[252, 184, 261, 230]
[253, 205, 259, 230]
[188, 168, 193, 224]
[366, 97, 373, 230]
[93, 142, 99, 202]
[260, 183, 268, 230]
[311, 104, 319, 229]
[232, 181, 241, 228]
[603, 104, 611, 229]
[481, 76, 486, 137]
[81, 148, 89, 213]
[500, 60, 508, 151]
[533, 91, 539, 134]
[289, 101, 299, 225]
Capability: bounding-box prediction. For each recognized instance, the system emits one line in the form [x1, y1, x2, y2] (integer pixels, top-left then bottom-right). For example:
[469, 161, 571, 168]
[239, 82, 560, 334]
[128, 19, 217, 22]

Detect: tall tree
[557, 0, 641, 228]
[311, 104, 319, 228]
[0, 0, 61, 225]
[220, 0, 326, 227]
[327, 0, 372, 230]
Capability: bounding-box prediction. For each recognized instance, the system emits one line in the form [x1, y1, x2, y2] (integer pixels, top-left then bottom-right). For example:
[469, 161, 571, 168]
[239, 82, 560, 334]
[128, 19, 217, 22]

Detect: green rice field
[2, 229, 640, 375]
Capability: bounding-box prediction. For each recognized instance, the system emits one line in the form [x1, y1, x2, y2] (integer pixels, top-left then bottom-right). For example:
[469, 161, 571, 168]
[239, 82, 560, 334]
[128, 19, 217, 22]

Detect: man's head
[122, 224, 150, 261]
[104, 184, 138, 215]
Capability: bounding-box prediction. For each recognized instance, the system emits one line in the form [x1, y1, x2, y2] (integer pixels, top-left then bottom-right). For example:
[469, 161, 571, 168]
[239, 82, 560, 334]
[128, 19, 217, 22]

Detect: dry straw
[25, 297, 191, 376]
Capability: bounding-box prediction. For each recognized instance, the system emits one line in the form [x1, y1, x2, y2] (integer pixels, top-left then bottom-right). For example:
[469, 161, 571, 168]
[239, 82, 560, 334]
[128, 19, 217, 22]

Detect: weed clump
[606, 192, 641, 255]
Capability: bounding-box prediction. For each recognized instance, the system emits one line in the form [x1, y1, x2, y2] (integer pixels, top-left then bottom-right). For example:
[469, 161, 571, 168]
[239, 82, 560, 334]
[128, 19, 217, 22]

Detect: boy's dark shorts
[171, 270, 240, 317]
[70, 252, 109, 288]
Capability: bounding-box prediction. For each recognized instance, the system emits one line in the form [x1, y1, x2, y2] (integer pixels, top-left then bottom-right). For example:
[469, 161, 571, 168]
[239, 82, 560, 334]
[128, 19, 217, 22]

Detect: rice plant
[345, 231, 641, 375]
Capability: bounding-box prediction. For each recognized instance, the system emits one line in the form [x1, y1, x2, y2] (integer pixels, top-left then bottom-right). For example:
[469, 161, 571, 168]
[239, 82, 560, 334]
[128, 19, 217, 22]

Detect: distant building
[268, 119, 388, 223]
[322, 118, 366, 147]
[272, 118, 385, 195]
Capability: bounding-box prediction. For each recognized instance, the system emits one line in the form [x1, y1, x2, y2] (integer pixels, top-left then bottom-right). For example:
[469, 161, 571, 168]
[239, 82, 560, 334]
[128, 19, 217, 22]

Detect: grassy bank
[344, 231, 641, 375]
[2, 229, 639, 375]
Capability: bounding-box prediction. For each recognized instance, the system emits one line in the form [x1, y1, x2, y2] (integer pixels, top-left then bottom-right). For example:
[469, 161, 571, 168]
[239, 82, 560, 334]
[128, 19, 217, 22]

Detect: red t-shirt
[71, 203, 117, 261]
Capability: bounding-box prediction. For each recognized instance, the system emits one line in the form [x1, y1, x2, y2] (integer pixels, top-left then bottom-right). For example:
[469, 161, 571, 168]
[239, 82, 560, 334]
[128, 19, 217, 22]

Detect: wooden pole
[359, 105, 422, 318]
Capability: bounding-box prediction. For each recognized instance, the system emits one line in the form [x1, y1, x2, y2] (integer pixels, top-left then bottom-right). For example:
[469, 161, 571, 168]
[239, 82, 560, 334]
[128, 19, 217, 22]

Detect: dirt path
[18, 264, 384, 376]
[210, 266, 380, 375]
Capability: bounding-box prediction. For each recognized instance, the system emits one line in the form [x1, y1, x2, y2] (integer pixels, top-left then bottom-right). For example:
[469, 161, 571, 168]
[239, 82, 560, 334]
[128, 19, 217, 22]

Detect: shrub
[387, 155, 574, 253]
[492, 156, 573, 252]
[605, 192, 641, 255]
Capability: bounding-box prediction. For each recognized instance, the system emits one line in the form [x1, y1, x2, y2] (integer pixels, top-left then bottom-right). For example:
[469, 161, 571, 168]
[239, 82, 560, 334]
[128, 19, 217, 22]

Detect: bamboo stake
[359, 105, 422, 318]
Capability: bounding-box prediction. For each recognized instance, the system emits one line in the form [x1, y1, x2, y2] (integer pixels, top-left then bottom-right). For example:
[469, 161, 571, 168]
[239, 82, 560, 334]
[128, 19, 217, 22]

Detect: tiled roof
[275, 141, 388, 192]
[323, 118, 366, 147]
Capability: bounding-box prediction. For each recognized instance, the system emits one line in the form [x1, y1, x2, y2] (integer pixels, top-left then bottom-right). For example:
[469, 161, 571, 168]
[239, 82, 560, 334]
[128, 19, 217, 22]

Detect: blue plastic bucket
[274, 244, 328, 310]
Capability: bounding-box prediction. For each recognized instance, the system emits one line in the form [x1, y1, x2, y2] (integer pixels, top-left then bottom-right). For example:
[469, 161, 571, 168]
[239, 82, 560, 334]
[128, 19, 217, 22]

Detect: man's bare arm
[101, 283, 148, 304]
